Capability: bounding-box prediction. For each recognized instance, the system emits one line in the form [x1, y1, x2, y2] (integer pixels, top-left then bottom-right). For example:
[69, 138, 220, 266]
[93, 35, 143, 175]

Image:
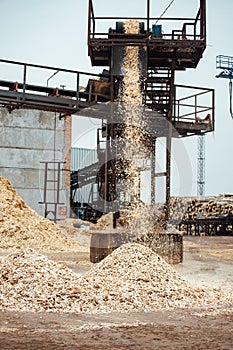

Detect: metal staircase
[145, 68, 171, 116]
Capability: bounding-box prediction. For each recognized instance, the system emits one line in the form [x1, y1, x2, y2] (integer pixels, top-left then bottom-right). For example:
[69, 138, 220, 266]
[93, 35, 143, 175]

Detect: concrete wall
[0, 108, 71, 218]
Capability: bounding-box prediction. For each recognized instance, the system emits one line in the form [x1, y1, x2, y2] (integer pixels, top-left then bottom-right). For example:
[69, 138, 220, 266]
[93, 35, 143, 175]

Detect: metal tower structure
[0, 0, 215, 223]
[197, 134, 205, 197]
[216, 55, 233, 118]
[85, 0, 213, 224]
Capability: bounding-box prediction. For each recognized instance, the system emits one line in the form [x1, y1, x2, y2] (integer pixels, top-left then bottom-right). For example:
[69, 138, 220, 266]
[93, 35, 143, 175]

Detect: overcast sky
[0, 0, 233, 198]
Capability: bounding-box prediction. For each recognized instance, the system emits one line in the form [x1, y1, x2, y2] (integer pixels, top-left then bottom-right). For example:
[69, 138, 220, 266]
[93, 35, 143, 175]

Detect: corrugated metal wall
[71, 147, 98, 171]
[71, 147, 98, 204]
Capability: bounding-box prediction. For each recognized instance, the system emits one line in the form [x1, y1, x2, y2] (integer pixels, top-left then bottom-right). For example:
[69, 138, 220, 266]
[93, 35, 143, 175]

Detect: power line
[155, 0, 176, 24]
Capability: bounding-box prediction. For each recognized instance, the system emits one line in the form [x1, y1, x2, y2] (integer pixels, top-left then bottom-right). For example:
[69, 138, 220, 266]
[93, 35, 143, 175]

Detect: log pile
[170, 195, 233, 223]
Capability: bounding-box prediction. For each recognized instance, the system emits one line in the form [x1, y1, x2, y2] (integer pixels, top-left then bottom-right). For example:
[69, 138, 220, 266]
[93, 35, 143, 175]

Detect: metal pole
[173, 85, 176, 121]
[88, 0, 91, 51]
[165, 129, 172, 227]
[22, 64, 27, 100]
[165, 57, 176, 227]
[195, 94, 197, 119]
[147, 0, 150, 33]
[200, 0, 206, 42]
[46, 70, 59, 88]
[76, 72, 80, 107]
[212, 89, 215, 131]
[104, 123, 109, 214]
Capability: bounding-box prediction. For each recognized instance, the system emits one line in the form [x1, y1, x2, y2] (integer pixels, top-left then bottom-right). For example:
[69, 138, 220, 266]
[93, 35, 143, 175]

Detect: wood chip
[0, 176, 82, 251]
[0, 243, 232, 313]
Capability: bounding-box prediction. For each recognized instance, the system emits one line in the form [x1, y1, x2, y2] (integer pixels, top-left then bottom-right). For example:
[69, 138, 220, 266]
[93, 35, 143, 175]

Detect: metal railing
[216, 55, 233, 71]
[0, 58, 104, 103]
[0, 58, 111, 115]
[173, 84, 215, 129]
[88, 0, 206, 43]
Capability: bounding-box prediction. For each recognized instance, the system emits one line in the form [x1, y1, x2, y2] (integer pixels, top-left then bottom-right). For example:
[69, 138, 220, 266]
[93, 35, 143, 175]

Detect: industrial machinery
[0, 0, 215, 225]
[216, 55, 233, 118]
[71, 0, 214, 224]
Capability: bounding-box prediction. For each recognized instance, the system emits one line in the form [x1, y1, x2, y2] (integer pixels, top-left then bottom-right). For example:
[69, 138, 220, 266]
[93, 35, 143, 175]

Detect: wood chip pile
[170, 195, 233, 223]
[0, 176, 79, 251]
[0, 243, 232, 313]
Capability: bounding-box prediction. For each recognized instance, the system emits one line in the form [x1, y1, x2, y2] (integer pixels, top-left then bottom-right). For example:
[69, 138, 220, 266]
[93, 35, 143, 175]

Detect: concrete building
[0, 108, 71, 219]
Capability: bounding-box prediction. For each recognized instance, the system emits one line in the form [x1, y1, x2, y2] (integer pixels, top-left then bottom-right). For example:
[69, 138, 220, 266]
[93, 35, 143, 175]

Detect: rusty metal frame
[173, 84, 215, 131]
[88, 0, 206, 43]
[0, 58, 109, 115]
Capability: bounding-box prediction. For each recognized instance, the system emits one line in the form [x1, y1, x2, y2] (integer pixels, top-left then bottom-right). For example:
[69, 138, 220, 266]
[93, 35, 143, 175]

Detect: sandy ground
[175, 236, 233, 288]
[0, 234, 232, 349]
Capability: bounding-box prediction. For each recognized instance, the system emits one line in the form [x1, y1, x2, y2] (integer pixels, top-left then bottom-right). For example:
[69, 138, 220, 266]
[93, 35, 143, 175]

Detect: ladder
[39, 161, 65, 222]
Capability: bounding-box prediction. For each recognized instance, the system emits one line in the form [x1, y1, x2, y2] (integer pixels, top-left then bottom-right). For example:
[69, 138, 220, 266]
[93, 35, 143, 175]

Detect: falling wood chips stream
[0, 19, 232, 316]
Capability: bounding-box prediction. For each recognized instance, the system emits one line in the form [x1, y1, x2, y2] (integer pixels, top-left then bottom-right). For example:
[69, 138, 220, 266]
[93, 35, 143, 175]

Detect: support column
[165, 58, 176, 226]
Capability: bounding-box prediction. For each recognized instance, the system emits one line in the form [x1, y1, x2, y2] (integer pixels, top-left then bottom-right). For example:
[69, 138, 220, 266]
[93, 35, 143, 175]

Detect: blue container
[152, 24, 162, 36]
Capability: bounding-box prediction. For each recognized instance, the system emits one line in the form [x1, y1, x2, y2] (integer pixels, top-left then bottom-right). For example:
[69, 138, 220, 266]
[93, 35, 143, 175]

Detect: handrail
[0, 57, 109, 112]
[216, 55, 233, 71]
[175, 84, 214, 91]
[88, 0, 206, 43]
[93, 16, 195, 21]
[0, 58, 100, 77]
[173, 84, 214, 124]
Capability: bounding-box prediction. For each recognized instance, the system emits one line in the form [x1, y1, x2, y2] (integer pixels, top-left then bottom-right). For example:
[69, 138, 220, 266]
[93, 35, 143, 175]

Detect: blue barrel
[152, 24, 162, 36]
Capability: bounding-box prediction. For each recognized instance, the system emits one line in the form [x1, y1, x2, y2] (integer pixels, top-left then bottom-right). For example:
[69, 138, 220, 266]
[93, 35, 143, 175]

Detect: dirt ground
[0, 235, 232, 350]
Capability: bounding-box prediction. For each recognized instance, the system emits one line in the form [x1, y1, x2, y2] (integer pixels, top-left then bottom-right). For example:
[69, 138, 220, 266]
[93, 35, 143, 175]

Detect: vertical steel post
[173, 85, 176, 121]
[22, 64, 27, 100]
[177, 99, 180, 121]
[200, 0, 206, 42]
[212, 89, 215, 131]
[147, 0, 150, 33]
[104, 123, 108, 213]
[195, 94, 197, 119]
[103, 47, 115, 214]
[165, 57, 176, 226]
[88, 0, 91, 54]
[76, 72, 80, 108]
